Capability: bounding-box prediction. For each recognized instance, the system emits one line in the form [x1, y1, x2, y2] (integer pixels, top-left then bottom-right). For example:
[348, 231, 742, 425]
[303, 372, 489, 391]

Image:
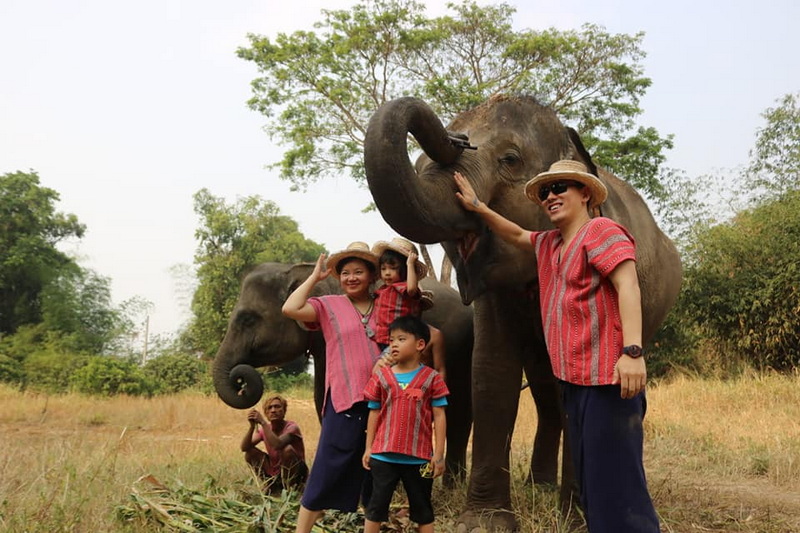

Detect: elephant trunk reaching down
[364, 97, 477, 244]
[213, 357, 264, 410]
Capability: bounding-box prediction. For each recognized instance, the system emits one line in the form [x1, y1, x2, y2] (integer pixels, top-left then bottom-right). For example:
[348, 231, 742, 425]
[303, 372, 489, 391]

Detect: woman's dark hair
[379, 250, 408, 280]
[335, 256, 377, 275]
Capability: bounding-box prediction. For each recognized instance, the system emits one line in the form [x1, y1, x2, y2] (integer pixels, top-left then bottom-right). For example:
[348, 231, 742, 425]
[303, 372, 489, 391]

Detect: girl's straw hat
[524, 160, 608, 209]
[326, 241, 379, 274]
[371, 237, 428, 278]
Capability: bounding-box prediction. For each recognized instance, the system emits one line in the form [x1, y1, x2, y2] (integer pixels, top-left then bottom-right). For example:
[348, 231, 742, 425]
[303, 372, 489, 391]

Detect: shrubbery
[679, 190, 800, 371]
[70, 357, 151, 396]
[262, 369, 313, 392]
[143, 352, 210, 395]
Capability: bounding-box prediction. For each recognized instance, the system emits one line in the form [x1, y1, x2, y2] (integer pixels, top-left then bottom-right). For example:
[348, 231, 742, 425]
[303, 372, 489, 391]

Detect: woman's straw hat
[524, 160, 608, 209]
[326, 241, 379, 274]
[371, 237, 428, 279]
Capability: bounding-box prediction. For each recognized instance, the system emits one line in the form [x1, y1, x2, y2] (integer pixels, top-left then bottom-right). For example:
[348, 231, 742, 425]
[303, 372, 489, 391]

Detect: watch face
[623, 345, 642, 358]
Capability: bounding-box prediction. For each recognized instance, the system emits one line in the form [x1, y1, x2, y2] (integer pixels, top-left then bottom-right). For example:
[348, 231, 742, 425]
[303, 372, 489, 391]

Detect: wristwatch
[622, 344, 643, 358]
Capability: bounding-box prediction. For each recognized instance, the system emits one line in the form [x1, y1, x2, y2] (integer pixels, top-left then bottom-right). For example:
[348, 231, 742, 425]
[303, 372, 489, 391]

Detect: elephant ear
[564, 127, 599, 177]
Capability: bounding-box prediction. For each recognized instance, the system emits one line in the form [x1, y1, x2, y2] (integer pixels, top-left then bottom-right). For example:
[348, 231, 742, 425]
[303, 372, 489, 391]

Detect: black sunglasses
[537, 181, 584, 202]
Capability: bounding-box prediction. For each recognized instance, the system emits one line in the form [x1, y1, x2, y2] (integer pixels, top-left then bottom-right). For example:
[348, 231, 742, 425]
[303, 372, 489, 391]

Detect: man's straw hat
[371, 237, 428, 279]
[326, 241, 379, 274]
[524, 160, 608, 209]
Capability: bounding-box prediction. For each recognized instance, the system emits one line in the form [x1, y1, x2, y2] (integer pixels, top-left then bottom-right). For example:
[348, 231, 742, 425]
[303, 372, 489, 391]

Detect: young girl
[371, 238, 446, 381]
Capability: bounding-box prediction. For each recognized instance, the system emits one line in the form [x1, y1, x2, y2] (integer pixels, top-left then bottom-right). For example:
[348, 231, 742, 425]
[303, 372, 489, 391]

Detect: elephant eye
[236, 310, 259, 328]
[499, 153, 521, 166]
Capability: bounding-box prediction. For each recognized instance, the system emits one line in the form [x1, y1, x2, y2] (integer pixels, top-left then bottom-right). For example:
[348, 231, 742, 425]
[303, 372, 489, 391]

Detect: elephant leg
[443, 346, 472, 487]
[522, 348, 561, 487]
[458, 296, 524, 533]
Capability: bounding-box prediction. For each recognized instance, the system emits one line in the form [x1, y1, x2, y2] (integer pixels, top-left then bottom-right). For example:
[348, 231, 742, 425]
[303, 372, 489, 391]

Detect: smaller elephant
[213, 262, 474, 483]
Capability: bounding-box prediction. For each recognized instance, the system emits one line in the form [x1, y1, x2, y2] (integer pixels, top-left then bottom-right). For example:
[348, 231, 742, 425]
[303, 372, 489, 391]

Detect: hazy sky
[2, 0, 798, 336]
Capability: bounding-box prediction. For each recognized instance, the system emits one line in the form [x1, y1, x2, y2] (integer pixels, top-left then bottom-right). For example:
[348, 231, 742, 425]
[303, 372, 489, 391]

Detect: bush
[0, 353, 23, 384]
[70, 357, 150, 396]
[22, 350, 92, 393]
[645, 300, 704, 378]
[262, 370, 313, 392]
[681, 190, 800, 370]
[143, 353, 209, 394]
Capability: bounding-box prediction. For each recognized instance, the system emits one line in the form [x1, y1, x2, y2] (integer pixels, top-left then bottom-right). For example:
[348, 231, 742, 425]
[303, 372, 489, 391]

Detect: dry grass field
[1, 371, 799, 532]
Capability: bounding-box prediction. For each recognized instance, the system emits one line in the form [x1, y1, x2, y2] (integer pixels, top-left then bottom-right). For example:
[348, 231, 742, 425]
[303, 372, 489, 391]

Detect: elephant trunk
[364, 97, 471, 244]
[213, 347, 264, 410]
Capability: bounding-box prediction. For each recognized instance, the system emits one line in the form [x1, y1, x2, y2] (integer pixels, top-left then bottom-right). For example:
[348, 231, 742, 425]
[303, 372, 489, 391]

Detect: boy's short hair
[379, 249, 409, 280]
[388, 315, 431, 345]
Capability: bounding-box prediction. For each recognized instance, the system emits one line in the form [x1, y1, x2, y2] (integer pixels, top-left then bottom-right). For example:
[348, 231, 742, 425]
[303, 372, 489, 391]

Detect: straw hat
[326, 241, 379, 274]
[371, 237, 428, 279]
[420, 289, 435, 311]
[524, 160, 608, 209]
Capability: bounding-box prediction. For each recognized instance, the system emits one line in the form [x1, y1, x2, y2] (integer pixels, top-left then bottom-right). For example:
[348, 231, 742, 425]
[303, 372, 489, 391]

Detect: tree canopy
[746, 92, 800, 202]
[238, 0, 671, 199]
[0, 171, 85, 335]
[660, 92, 800, 373]
[185, 189, 326, 358]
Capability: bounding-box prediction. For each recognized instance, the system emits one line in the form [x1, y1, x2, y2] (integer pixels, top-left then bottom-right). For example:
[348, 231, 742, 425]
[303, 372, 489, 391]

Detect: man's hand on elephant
[612, 355, 647, 399]
[454, 171, 481, 211]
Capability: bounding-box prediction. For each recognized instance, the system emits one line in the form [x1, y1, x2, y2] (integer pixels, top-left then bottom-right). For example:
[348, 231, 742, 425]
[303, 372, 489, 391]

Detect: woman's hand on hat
[312, 253, 330, 281]
[454, 171, 481, 211]
[407, 251, 418, 268]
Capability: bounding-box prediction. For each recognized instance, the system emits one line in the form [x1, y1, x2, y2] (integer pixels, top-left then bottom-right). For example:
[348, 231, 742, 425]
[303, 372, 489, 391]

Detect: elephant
[212, 261, 474, 484]
[364, 95, 682, 531]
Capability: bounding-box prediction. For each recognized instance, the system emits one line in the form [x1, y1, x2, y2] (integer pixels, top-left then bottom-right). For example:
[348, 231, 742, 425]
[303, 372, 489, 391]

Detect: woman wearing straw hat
[282, 242, 386, 533]
[371, 237, 446, 380]
[453, 160, 659, 532]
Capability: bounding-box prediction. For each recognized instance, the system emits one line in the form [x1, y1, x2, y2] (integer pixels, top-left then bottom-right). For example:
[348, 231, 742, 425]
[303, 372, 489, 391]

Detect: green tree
[39, 266, 124, 354]
[238, 0, 671, 198]
[666, 93, 800, 372]
[186, 189, 325, 357]
[681, 191, 800, 370]
[746, 92, 800, 201]
[0, 171, 85, 335]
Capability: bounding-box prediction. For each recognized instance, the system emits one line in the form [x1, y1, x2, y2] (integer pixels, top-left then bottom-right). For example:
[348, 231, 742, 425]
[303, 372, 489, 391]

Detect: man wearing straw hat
[453, 161, 659, 532]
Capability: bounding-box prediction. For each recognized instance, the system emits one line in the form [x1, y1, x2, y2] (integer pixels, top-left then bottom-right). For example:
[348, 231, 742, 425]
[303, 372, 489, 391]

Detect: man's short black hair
[388, 314, 430, 344]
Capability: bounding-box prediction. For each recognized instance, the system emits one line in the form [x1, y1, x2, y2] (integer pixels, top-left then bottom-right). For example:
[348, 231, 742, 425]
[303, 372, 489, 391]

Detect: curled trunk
[213, 362, 264, 409]
[364, 97, 470, 244]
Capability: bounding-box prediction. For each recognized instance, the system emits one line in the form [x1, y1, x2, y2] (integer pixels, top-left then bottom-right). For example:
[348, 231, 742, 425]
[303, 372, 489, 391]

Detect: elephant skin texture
[364, 94, 682, 531]
[212, 262, 474, 484]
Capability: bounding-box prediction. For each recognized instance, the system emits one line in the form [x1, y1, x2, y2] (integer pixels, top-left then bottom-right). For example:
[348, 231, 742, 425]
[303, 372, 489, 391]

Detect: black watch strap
[622, 344, 643, 358]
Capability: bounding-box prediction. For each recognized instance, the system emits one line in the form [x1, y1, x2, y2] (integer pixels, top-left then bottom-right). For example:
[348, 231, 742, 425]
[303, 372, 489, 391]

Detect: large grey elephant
[212, 261, 474, 483]
[364, 95, 682, 531]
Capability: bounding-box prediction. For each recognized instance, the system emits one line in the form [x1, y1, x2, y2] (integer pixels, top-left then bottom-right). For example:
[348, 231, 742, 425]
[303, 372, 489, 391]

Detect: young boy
[362, 315, 449, 533]
[372, 238, 446, 380]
